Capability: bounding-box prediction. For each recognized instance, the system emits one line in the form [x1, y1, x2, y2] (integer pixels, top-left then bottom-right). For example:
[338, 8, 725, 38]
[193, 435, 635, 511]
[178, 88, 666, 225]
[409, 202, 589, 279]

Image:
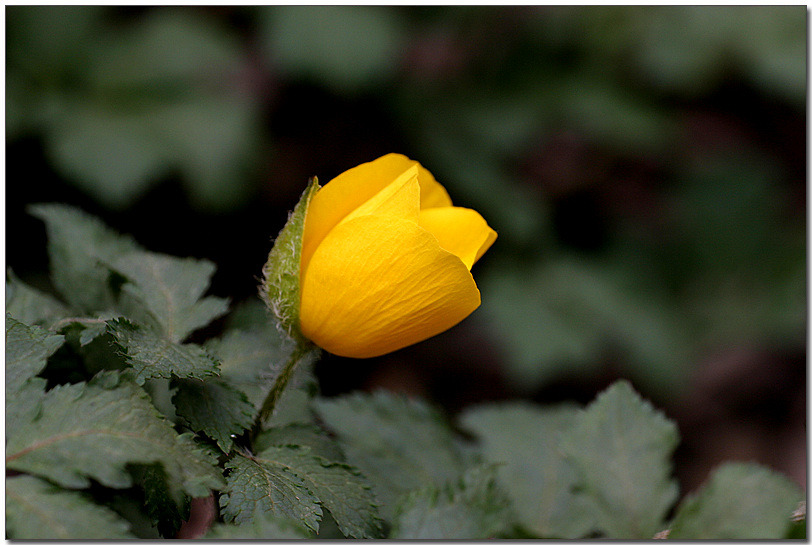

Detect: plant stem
[49, 316, 108, 331]
[252, 341, 317, 437]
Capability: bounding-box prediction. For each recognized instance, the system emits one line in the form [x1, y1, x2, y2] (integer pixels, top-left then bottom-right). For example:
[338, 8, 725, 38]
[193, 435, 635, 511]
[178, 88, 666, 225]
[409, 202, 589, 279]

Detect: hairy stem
[253, 341, 318, 436]
[49, 316, 108, 331]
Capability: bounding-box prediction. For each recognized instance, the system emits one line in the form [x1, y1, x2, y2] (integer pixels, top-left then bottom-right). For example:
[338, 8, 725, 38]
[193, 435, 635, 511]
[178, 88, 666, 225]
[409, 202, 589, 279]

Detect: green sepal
[260, 177, 320, 345]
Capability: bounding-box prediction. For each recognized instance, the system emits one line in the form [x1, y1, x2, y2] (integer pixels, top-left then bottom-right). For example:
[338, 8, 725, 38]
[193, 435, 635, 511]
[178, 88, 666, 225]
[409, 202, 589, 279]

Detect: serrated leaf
[73, 313, 121, 346]
[6, 372, 224, 495]
[6, 314, 64, 395]
[108, 318, 219, 384]
[219, 452, 321, 532]
[669, 462, 803, 539]
[256, 445, 383, 538]
[260, 177, 320, 344]
[391, 465, 511, 539]
[6, 475, 133, 539]
[6, 270, 69, 327]
[559, 380, 679, 539]
[110, 251, 228, 343]
[254, 423, 344, 462]
[173, 378, 254, 452]
[6, 316, 61, 441]
[313, 390, 467, 520]
[46, 312, 122, 348]
[205, 511, 310, 540]
[29, 203, 141, 311]
[207, 326, 292, 412]
[130, 463, 190, 538]
[6, 380, 47, 443]
[459, 402, 594, 538]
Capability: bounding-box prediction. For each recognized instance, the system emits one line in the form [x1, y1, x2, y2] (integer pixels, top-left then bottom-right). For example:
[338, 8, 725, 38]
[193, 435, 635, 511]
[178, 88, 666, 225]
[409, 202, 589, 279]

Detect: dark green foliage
[204, 510, 311, 539]
[255, 445, 384, 538]
[559, 380, 680, 538]
[9, 7, 262, 211]
[130, 463, 191, 537]
[173, 378, 255, 452]
[107, 318, 219, 384]
[29, 203, 141, 312]
[6, 475, 133, 539]
[668, 462, 804, 539]
[314, 390, 471, 520]
[6, 199, 803, 538]
[391, 465, 513, 539]
[254, 422, 344, 461]
[109, 250, 229, 343]
[6, 372, 224, 494]
[219, 452, 322, 531]
[7, 5, 805, 540]
[459, 402, 593, 538]
[6, 270, 70, 327]
[6, 315, 64, 396]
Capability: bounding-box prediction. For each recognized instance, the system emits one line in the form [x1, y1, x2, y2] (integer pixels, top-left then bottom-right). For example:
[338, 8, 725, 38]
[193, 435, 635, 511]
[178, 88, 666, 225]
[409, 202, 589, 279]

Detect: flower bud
[262, 153, 496, 358]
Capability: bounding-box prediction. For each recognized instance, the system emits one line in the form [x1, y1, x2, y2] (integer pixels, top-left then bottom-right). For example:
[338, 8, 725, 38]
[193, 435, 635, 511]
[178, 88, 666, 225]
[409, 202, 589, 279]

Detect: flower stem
[253, 341, 317, 436]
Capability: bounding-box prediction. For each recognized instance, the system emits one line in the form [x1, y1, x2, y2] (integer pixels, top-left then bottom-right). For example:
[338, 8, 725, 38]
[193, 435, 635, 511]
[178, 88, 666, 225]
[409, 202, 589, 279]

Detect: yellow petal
[340, 165, 420, 226]
[419, 207, 498, 269]
[414, 162, 453, 209]
[301, 161, 420, 275]
[300, 215, 481, 358]
[301, 154, 453, 272]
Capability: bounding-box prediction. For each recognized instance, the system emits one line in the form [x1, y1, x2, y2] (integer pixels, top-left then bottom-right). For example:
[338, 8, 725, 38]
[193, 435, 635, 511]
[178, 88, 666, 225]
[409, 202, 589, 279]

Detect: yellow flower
[298, 153, 497, 358]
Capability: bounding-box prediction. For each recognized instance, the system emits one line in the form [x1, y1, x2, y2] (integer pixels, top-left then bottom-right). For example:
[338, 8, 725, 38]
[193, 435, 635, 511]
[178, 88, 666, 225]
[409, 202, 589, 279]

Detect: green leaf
[254, 423, 344, 462]
[255, 445, 383, 538]
[265, 387, 317, 428]
[45, 102, 172, 208]
[205, 511, 310, 539]
[6, 270, 69, 327]
[29, 203, 141, 312]
[110, 250, 228, 343]
[107, 318, 219, 384]
[260, 177, 320, 344]
[391, 465, 512, 539]
[5, 317, 61, 439]
[669, 462, 803, 539]
[6, 314, 64, 396]
[219, 452, 321, 532]
[260, 6, 405, 93]
[206, 322, 318, 429]
[130, 463, 190, 538]
[6, 381, 47, 443]
[207, 326, 293, 413]
[313, 391, 468, 520]
[72, 313, 121, 346]
[481, 259, 688, 395]
[173, 378, 254, 452]
[6, 475, 133, 539]
[559, 380, 679, 538]
[158, 95, 260, 211]
[458, 402, 594, 538]
[6, 372, 224, 496]
[40, 10, 260, 211]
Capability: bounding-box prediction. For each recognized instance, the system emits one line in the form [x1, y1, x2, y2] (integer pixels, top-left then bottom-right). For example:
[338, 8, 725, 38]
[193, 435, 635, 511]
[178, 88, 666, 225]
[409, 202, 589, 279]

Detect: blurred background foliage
[6, 5, 805, 494]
